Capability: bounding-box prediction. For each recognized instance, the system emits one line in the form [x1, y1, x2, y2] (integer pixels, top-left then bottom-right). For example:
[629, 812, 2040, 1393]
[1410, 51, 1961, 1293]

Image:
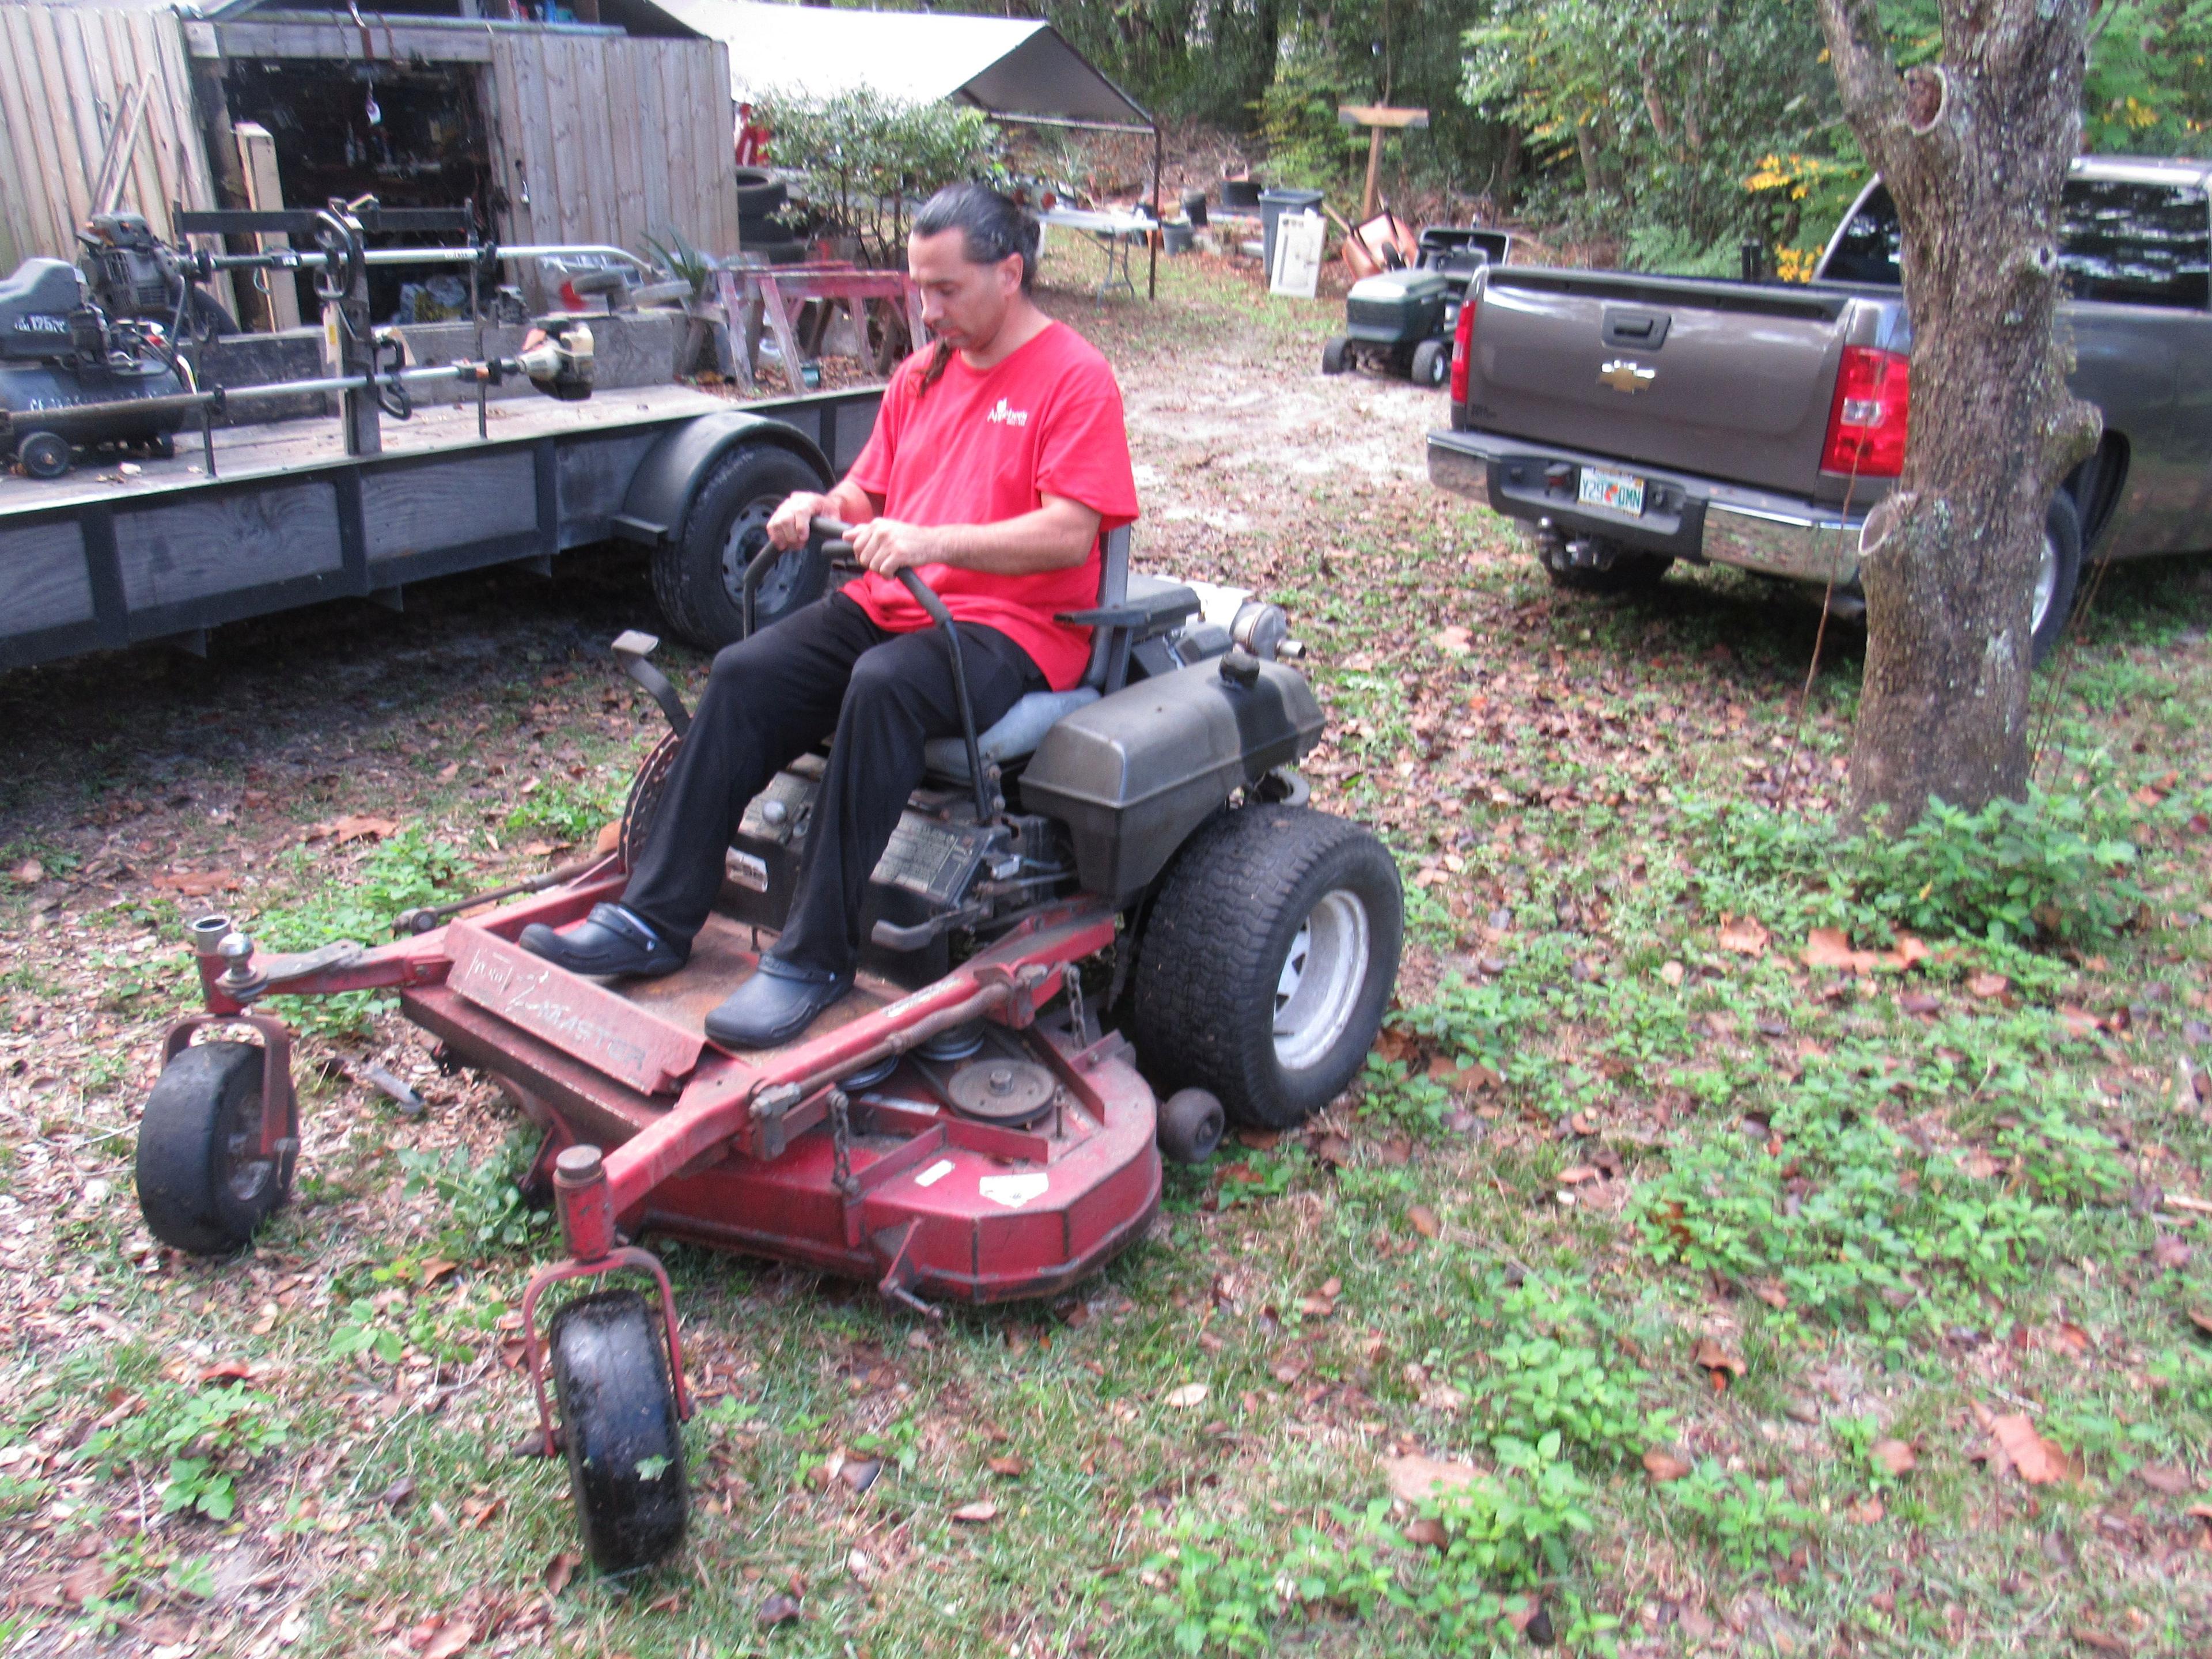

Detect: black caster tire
[16, 431, 71, 480]
[1537, 539, 1673, 594]
[550, 1290, 689, 1575]
[134, 1040, 294, 1255]
[2029, 492, 2083, 668]
[650, 443, 828, 649]
[1321, 336, 1350, 375]
[1157, 1088, 1225, 1165]
[1132, 805, 1404, 1130]
[1410, 339, 1449, 388]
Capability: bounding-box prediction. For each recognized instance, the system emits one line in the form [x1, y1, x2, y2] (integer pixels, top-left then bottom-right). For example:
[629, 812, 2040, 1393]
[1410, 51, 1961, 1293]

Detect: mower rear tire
[1157, 1088, 1225, 1165]
[1410, 339, 1449, 388]
[1321, 336, 1350, 375]
[550, 1290, 689, 1575]
[134, 1040, 294, 1255]
[1132, 805, 1403, 1130]
[652, 443, 827, 649]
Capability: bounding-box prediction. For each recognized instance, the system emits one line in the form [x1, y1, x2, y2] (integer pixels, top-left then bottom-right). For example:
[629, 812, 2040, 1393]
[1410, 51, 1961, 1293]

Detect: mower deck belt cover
[1018, 656, 1323, 904]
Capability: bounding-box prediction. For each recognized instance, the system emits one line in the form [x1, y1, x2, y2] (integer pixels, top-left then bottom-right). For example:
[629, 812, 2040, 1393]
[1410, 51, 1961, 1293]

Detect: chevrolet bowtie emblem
[1599, 359, 1657, 393]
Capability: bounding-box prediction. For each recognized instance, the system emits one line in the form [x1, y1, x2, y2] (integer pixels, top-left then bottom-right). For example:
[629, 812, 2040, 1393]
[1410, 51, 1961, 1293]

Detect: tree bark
[1814, 0, 2102, 828]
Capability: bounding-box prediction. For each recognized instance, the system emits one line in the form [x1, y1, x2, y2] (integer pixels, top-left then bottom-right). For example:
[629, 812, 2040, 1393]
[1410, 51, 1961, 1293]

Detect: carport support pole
[1147, 126, 1161, 300]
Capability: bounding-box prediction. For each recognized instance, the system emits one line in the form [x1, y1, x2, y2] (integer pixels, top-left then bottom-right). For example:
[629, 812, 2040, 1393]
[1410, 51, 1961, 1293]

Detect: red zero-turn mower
[134, 521, 1403, 1572]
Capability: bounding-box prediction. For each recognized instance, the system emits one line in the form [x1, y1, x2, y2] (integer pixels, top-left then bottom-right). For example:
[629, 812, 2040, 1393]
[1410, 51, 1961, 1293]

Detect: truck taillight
[1820, 344, 1910, 476]
[1449, 281, 1479, 404]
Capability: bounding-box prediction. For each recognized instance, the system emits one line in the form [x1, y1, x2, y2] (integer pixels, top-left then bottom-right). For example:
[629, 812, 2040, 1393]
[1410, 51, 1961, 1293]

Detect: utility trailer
[0, 381, 882, 672]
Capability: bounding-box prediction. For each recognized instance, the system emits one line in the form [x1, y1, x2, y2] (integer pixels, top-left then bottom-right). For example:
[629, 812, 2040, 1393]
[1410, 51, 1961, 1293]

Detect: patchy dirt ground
[2, 254, 2210, 1658]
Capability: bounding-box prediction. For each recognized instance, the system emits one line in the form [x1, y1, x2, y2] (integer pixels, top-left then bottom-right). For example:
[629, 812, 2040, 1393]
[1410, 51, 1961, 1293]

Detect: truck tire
[1131, 805, 1403, 1130]
[1537, 536, 1673, 594]
[651, 444, 828, 650]
[1409, 339, 1449, 388]
[2030, 492, 2082, 668]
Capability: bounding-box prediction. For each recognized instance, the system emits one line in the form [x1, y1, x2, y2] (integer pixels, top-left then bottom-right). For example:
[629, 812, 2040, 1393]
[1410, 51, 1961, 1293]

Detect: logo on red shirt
[985, 397, 1030, 428]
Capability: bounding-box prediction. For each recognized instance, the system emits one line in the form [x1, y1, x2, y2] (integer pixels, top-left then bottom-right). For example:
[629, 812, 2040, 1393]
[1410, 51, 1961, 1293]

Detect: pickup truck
[1426, 155, 2212, 661]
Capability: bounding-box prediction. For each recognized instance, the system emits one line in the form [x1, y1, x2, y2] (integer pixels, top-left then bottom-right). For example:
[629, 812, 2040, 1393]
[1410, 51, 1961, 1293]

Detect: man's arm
[765, 479, 883, 550]
[846, 494, 1101, 578]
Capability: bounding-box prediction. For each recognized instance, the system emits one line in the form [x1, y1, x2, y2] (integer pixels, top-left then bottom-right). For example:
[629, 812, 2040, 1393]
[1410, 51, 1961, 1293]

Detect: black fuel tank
[1018, 656, 1323, 904]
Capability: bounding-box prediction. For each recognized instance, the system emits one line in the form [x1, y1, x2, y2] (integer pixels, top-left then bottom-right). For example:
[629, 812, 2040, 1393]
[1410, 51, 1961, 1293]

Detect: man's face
[910, 228, 1022, 351]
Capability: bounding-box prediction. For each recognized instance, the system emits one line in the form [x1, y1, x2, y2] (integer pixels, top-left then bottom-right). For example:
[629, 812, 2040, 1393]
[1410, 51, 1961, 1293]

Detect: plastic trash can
[1259, 188, 1327, 278]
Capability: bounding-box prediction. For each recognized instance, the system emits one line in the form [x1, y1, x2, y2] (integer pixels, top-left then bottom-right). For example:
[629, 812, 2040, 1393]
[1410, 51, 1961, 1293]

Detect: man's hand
[766, 491, 832, 551]
[847, 517, 942, 578]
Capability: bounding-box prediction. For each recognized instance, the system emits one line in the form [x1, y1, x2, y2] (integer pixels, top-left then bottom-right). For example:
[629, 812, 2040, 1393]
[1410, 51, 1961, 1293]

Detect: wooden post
[1337, 105, 1429, 221]
[233, 122, 300, 331]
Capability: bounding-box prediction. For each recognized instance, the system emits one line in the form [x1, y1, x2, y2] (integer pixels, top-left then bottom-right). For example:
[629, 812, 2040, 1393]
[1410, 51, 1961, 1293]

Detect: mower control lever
[808, 518, 994, 823]
[612, 630, 691, 737]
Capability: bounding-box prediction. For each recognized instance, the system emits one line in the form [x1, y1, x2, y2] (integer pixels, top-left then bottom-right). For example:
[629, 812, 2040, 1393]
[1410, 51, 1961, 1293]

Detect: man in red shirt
[523, 183, 1139, 1047]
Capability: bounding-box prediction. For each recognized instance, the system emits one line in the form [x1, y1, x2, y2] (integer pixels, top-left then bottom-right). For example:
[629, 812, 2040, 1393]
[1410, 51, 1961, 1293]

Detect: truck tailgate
[1464, 270, 1857, 497]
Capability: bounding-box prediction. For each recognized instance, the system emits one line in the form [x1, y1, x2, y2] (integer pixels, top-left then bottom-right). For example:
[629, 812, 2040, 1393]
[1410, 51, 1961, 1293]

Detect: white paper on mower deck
[1270, 210, 1325, 299]
[978, 1173, 1050, 1209]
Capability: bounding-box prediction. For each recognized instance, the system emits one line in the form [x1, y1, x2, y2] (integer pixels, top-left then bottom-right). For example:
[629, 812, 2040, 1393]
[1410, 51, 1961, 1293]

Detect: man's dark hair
[913, 181, 1039, 292]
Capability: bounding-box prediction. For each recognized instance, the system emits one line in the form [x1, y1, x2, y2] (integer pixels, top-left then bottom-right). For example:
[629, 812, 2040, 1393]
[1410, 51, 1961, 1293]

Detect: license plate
[1577, 464, 1646, 516]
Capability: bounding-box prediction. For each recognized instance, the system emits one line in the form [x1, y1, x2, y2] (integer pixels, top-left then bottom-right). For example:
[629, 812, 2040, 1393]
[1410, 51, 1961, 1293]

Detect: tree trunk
[1815, 0, 2102, 828]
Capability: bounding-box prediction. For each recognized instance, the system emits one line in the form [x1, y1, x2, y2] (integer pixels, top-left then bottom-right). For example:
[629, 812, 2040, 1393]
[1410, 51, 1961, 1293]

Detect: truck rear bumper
[1428, 428, 1866, 586]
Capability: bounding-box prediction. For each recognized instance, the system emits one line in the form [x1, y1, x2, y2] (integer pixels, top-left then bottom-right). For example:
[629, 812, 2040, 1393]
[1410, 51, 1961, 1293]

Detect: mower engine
[0, 256, 187, 473]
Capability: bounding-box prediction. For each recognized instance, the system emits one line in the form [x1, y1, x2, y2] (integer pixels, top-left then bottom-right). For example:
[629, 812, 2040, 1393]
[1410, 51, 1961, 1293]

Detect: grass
[0, 252, 2207, 1654]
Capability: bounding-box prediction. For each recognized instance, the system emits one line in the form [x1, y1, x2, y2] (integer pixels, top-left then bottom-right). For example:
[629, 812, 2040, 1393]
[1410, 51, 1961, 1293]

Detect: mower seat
[922, 528, 1198, 783]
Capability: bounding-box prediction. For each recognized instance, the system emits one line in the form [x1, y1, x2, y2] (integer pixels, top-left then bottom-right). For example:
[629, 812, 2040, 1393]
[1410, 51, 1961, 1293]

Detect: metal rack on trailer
[0, 198, 885, 671]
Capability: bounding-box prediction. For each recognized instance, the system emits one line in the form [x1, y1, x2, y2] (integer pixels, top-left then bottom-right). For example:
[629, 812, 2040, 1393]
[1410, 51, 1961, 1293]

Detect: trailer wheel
[1410, 339, 1449, 388]
[2030, 492, 2082, 668]
[1132, 806, 1403, 1130]
[16, 431, 71, 480]
[551, 1290, 689, 1575]
[652, 444, 828, 649]
[1321, 336, 1350, 375]
[134, 1040, 294, 1256]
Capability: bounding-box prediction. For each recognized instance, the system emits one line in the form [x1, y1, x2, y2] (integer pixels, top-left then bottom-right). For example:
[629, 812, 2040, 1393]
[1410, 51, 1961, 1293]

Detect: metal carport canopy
[642, 0, 1154, 133]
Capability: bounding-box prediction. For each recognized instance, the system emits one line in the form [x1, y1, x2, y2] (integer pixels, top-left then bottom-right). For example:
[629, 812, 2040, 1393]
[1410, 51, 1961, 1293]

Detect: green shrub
[752, 88, 997, 265]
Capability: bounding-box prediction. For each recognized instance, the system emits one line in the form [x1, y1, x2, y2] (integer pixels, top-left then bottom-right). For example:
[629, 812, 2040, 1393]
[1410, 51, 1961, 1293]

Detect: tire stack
[735, 167, 805, 267]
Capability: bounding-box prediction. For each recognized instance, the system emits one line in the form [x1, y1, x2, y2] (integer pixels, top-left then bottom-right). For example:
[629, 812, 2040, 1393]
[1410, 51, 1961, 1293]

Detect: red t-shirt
[841, 320, 1140, 691]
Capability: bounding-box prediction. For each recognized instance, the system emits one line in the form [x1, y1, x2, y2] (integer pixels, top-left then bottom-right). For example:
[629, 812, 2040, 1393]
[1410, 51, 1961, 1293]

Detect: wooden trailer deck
[0, 382, 882, 672]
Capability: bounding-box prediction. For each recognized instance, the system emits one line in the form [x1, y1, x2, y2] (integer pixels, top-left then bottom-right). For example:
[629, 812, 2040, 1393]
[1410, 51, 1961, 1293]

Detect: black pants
[622, 592, 1044, 977]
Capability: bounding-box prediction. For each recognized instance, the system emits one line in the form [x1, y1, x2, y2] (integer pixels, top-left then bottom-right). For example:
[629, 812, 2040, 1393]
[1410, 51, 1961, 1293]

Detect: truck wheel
[1321, 336, 1351, 375]
[1409, 339, 1449, 388]
[1131, 805, 1403, 1130]
[651, 444, 828, 650]
[1538, 537, 1673, 594]
[134, 1040, 294, 1256]
[2029, 493, 2083, 668]
[551, 1290, 689, 1575]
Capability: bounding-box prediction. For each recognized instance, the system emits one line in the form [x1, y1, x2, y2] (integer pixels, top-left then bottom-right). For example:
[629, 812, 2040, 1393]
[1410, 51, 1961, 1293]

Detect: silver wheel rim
[720, 501, 805, 617]
[1273, 889, 1370, 1071]
[2031, 529, 2059, 635]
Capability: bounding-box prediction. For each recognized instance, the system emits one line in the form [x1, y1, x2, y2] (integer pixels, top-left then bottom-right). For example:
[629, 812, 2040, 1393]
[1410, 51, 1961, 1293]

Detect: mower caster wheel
[134, 1040, 294, 1255]
[1410, 339, 1449, 388]
[1320, 336, 1350, 376]
[1157, 1088, 1225, 1165]
[551, 1290, 688, 1574]
[16, 431, 70, 480]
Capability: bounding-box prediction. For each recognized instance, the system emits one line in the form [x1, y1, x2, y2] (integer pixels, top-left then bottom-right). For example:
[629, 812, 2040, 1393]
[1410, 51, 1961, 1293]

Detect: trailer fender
[607, 411, 834, 548]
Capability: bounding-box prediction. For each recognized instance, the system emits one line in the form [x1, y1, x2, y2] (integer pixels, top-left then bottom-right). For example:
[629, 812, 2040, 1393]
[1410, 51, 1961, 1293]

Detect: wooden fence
[0, 4, 229, 287]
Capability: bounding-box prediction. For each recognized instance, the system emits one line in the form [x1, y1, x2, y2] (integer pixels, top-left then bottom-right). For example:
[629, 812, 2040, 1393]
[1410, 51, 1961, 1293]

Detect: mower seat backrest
[919, 526, 1131, 783]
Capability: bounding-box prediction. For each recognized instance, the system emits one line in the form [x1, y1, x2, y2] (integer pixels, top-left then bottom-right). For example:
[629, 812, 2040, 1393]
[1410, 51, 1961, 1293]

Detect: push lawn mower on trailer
[132, 522, 1403, 1573]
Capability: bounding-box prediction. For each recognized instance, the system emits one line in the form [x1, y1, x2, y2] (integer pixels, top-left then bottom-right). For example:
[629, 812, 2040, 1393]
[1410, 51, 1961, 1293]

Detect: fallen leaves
[9, 858, 43, 884]
[1985, 1411, 2078, 1486]
[950, 1499, 998, 1524]
[2135, 1463, 2196, 1497]
[1163, 1382, 1209, 1410]
[306, 814, 400, 846]
[1383, 1453, 1478, 1502]
[1717, 914, 1769, 957]
[1692, 1338, 1746, 1392]
[756, 1593, 802, 1627]
[150, 868, 238, 897]
[1433, 624, 1472, 656]
[1967, 970, 2011, 999]
[543, 1550, 581, 1597]
[1406, 1203, 1441, 1238]
[987, 1455, 1028, 1479]
[420, 1617, 477, 1659]
[1642, 1448, 1692, 1482]
[1802, 928, 1927, 974]
[1870, 1438, 1917, 1476]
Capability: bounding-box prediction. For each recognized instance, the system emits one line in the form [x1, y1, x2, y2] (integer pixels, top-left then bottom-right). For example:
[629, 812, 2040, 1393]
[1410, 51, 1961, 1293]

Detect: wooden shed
[0, 0, 741, 320]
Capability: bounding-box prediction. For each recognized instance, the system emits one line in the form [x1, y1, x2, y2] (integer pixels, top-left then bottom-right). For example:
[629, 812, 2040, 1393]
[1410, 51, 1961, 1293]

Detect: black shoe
[518, 903, 687, 978]
[704, 955, 850, 1049]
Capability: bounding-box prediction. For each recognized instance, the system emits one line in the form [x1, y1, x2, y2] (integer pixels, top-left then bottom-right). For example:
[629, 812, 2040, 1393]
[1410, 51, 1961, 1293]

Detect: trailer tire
[551, 1290, 689, 1575]
[1410, 339, 1449, 388]
[1132, 805, 1403, 1130]
[134, 1040, 294, 1256]
[652, 444, 828, 649]
[2030, 492, 2082, 668]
